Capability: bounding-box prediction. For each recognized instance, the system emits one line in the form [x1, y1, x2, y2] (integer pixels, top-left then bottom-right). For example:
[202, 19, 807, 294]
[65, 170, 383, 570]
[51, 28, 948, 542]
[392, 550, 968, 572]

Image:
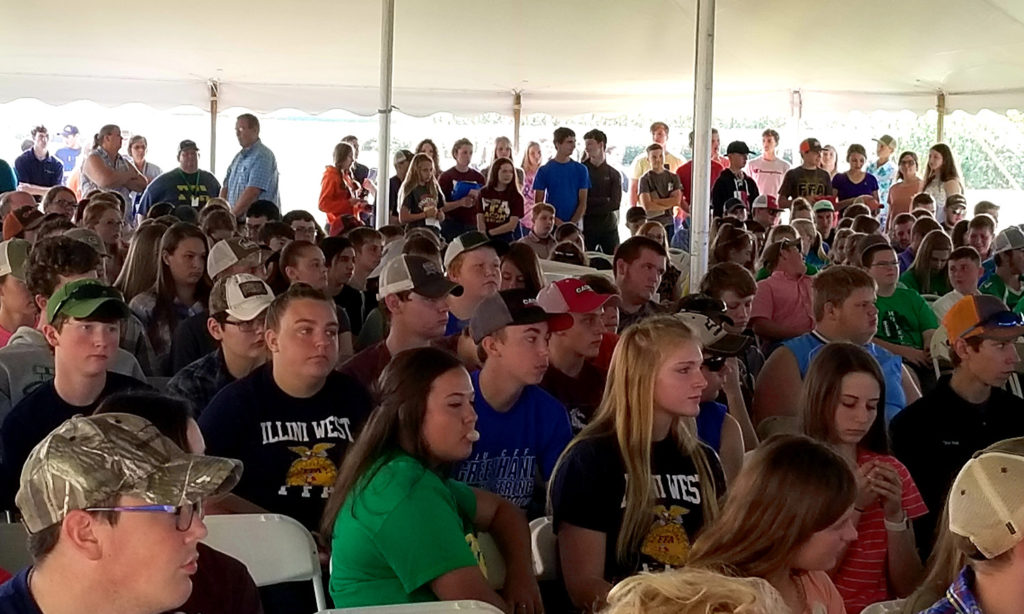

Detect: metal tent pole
[936, 92, 947, 143]
[689, 0, 716, 285]
[513, 91, 522, 153]
[209, 80, 219, 174]
[375, 0, 396, 228]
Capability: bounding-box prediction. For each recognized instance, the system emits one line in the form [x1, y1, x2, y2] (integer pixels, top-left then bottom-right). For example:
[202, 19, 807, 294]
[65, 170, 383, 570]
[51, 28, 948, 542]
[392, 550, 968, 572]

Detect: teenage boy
[536, 278, 618, 432]
[933, 246, 984, 320]
[910, 192, 936, 218]
[0, 237, 144, 424]
[862, 242, 938, 378]
[751, 194, 783, 229]
[0, 239, 37, 348]
[167, 274, 274, 417]
[813, 199, 837, 246]
[924, 437, 1024, 613]
[898, 216, 943, 273]
[624, 206, 647, 236]
[614, 236, 667, 332]
[443, 231, 501, 335]
[638, 144, 682, 239]
[888, 212, 916, 252]
[0, 279, 149, 507]
[517, 202, 557, 259]
[980, 226, 1024, 311]
[942, 194, 968, 234]
[754, 266, 920, 427]
[340, 254, 463, 390]
[0, 413, 241, 614]
[241, 199, 280, 241]
[891, 295, 1024, 554]
[199, 284, 373, 532]
[974, 200, 1000, 225]
[750, 239, 814, 345]
[451, 289, 573, 512]
[438, 138, 485, 241]
[968, 214, 997, 282]
[337, 226, 383, 335]
[778, 138, 832, 208]
[711, 141, 759, 217]
[699, 262, 764, 396]
[14, 125, 64, 196]
[866, 134, 898, 208]
[582, 129, 623, 254]
[676, 128, 725, 208]
[322, 236, 357, 299]
[747, 129, 790, 198]
[629, 121, 683, 206]
[534, 127, 590, 225]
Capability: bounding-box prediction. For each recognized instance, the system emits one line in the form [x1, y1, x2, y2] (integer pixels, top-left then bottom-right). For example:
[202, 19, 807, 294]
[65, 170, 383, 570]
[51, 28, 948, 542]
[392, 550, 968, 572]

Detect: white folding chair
[930, 325, 951, 379]
[530, 516, 558, 580]
[475, 532, 505, 590]
[323, 600, 504, 613]
[202, 514, 326, 612]
[859, 598, 905, 614]
[0, 522, 30, 574]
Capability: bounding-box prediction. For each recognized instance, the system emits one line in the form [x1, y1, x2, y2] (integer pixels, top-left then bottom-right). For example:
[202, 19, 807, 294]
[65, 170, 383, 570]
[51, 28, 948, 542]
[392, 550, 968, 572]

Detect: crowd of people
[0, 116, 1024, 614]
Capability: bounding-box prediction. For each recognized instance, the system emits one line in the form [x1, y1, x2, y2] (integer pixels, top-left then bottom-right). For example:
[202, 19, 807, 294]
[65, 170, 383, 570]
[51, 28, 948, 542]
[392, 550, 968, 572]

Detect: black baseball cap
[726, 141, 751, 156]
[178, 140, 199, 155]
[470, 289, 573, 344]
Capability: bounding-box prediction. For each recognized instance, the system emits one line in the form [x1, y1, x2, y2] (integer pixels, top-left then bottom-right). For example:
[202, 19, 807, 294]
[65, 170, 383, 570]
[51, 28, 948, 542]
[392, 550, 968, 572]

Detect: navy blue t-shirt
[532, 159, 591, 221]
[199, 364, 373, 532]
[13, 150, 63, 188]
[138, 169, 223, 214]
[0, 568, 40, 614]
[450, 370, 572, 510]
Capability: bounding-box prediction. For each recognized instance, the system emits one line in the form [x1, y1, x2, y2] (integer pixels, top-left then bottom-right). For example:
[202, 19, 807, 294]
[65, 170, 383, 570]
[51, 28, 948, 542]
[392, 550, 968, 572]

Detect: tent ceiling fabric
[3, 0, 1024, 116]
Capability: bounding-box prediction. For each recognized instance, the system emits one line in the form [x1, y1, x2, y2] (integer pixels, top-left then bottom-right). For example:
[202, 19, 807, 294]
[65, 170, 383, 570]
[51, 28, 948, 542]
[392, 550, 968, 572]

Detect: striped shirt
[832, 449, 928, 613]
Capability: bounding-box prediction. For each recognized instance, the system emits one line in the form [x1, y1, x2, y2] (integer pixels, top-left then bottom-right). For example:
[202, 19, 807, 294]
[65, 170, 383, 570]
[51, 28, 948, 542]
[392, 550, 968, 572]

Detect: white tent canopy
[3, 0, 1024, 117]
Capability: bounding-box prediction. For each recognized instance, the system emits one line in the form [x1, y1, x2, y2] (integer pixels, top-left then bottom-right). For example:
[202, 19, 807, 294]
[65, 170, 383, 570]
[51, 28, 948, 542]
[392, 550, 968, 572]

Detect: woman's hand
[502, 570, 544, 614]
[855, 460, 879, 511]
[868, 462, 905, 521]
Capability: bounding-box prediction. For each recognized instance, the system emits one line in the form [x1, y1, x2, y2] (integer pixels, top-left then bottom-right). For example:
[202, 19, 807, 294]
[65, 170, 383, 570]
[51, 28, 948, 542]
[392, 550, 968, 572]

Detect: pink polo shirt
[750, 271, 814, 337]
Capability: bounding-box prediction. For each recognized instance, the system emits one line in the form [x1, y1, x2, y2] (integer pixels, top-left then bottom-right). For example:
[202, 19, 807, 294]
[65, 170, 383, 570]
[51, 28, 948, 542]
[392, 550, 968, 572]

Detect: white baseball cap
[209, 274, 274, 321]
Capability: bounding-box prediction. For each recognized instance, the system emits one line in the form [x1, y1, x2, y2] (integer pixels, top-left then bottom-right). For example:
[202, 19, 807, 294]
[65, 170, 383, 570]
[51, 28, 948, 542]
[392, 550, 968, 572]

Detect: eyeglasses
[85, 499, 204, 532]
[220, 315, 266, 333]
[50, 283, 122, 321]
[702, 356, 727, 372]
[960, 311, 1024, 339]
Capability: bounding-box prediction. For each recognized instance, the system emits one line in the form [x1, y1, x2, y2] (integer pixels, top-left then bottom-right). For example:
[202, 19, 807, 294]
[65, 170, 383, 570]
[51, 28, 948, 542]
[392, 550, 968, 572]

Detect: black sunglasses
[702, 356, 727, 372]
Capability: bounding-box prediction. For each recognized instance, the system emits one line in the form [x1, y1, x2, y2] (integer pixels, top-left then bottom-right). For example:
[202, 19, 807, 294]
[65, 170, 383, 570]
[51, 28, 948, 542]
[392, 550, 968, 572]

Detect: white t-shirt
[747, 156, 790, 197]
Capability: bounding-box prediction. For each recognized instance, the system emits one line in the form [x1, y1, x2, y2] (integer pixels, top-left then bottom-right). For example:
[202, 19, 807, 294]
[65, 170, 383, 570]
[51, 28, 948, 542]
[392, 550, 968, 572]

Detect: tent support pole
[689, 0, 716, 286]
[936, 92, 946, 143]
[376, 0, 396, 228]
[513, 91, 522, 154]
[209, 80, 219, 174]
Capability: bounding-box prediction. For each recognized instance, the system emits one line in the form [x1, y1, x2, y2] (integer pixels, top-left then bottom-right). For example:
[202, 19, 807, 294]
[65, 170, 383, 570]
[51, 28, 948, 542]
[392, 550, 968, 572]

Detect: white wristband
[884, 512, 910, 532]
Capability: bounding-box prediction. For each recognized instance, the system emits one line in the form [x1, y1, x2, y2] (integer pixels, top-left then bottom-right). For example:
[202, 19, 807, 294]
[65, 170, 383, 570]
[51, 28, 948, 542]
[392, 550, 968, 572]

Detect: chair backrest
[860, 598, 906, 614]
[476, 532, 505, 590]
[530, 516, 557, 580]
[0, 522, 30, 575]
[203, 514, 326, 612]
[321, 600, 504, 613]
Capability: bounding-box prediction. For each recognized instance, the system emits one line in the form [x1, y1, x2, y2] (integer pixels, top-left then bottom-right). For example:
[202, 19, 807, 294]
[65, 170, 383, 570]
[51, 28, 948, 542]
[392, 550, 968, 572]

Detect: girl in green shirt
[900, 230, 952, 297]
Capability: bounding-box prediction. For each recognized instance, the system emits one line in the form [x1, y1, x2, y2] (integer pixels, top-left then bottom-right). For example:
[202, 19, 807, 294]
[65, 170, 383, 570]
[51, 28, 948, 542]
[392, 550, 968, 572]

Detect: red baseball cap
[536, 278, 620, 314]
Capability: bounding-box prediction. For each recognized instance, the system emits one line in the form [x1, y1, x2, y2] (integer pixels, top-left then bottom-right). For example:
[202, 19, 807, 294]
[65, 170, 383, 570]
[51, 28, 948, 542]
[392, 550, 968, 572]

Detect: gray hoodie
[0, 326, 145, 429]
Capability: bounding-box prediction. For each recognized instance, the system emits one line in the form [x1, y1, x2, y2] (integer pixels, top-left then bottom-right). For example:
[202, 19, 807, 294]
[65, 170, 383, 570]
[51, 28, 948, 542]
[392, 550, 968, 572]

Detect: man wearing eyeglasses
[0, 412, 241, 614]
[168, 275, 273, 417]
[891, 294, 1024, 557]
[137, 140, 222, 216]
[0, 279, 150, 509]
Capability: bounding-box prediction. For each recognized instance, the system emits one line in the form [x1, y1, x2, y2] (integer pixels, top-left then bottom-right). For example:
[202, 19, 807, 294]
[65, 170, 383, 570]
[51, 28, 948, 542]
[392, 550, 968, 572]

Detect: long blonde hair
[397, 153, 441, 210]
[901, 500, 965, 614]
[602, 568, 788, 614]
[521, 141, 542, 174]
[550, 316, 720, 565]
[688, 435, 856, 579]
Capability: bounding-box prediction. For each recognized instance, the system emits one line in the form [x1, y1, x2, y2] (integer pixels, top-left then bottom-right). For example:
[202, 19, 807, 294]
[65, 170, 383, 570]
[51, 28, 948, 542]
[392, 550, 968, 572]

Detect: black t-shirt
[891, 374, 1024, 553]
[388, 174, 402, 218]
[401, 185, 446, 229]
[0, 372, 150, 508]
[198, 364, 373, 532]
[582, 159, 623, 217]
[710, 170, 759, 217]
[550, 432, 725, 582]
[336, 284, 372, 336]
[540, 362, 607, 434]
[779, 166, 833, 201]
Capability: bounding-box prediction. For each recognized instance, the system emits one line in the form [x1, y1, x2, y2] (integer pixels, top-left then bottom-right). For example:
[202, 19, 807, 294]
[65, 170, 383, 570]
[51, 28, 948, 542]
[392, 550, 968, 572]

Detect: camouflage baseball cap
[17, 413, 242, 533]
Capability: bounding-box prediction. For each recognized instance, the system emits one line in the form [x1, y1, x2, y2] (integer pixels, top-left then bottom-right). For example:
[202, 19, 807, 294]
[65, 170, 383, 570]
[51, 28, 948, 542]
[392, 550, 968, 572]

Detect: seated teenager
[0, 240, 37, 349]
[689, 435, 856, 614]
[0, 279, 149, 507]
[499, 243, 545, 295]
[891, 294, 1024, 557]
[450, 289, 573, 514]
[933, 246, 984, 320]
[336, 227, 383, 336]
[550, 316, 725, 612]
[0, 412, 241, 614]
[199, 284, 373, 532]
[536, 278, 618, 433]
[750, 239, 814, 346]
[340, 254, 463, 391]
[898, 214, 942, 274]
[614, 236, 668, 332]
[443, 231, 502, 335]
[322, 348, 541, 611]
[580, 274, 621, 373]
[516, 202, 557, 259]
[167, 274, 273, 417]
[800, 342, 926, 612]
[899, 229, 952, 296]
[980, 226, 1024, 311]
[602, 568, 787, 614]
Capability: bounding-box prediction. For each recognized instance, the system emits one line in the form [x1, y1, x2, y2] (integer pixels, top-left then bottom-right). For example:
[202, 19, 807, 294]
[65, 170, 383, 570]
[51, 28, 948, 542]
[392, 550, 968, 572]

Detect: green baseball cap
[17, 413, 242, 533]
[0, 238, 30, 281]
[46, 278, 130, 324]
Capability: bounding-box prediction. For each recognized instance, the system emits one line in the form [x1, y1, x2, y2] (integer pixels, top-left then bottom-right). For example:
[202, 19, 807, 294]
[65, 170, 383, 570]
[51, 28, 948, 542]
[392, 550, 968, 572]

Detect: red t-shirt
[439, 167, 486, 226]
[477, 186, 524, 234]
[675, 158, 725, 213]
[832, 449, 928, 614]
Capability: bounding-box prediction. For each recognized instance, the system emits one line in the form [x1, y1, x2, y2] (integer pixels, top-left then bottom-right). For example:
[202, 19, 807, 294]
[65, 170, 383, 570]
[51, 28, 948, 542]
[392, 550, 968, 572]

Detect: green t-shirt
[899, 269, 952, 297]
[981, 274, 1024, 311]
[875, 287, 939, 349]
[755, 262, 818, 281]
[329, 452, 483, 608]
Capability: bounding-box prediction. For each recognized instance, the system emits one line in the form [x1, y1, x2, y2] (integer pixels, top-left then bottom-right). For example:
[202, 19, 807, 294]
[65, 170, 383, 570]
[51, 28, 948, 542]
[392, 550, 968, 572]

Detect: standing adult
[534, 127, 590, 226]
[138, 140, 221, 215]
[629, 122, 683, 206]
[221, 113, 280, 217]
[582, 129, 623, 254]
[54, 124, 82, 184]
[711, 141, 759, 218]
[778, 138, 832, 208]
[438, 138, 486, 241]
[921, 144, 964, 225]
[14, 126, 64, 197]
[747, 128, 790, 198]
[80, 124, 148, 205]
[124, 135, 162, 216]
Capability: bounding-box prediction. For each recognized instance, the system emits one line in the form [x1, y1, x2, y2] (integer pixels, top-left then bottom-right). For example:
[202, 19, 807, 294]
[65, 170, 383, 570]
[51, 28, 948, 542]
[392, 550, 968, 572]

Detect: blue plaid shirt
[223, 139, 280, 206]
[166, 349, 236, 417]
[921, 567, 984, 614]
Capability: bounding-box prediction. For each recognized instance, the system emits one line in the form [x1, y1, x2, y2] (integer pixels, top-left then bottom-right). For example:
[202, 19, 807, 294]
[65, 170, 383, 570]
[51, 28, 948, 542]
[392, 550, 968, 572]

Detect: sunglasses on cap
[49, 283, 122, 320]
[961, 310, 1024, 339]
[702, 356, 727, 372]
